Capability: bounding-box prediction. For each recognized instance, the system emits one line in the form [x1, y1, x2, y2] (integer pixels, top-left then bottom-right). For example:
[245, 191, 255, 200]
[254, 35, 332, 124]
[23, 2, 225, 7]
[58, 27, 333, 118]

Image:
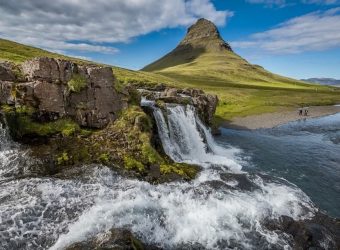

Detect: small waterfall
[0, 99, 320, 250]
[148, 101, 242, 171]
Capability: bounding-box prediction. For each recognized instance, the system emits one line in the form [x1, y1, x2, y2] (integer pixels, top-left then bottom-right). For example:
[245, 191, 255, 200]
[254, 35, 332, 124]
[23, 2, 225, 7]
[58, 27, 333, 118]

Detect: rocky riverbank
[0, 57, 218, 182]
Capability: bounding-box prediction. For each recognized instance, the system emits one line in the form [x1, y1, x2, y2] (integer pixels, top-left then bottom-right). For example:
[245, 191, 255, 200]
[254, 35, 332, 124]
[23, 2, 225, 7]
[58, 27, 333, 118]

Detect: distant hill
[302, 78, 340, 87]
[142, 18, 312, 90]
[0, 38, 179, 87]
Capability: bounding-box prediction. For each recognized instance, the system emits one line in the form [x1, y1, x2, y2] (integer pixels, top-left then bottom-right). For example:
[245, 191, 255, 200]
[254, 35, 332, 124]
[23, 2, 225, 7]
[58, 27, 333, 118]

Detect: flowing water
[218, 113, 340, 218]
[1, 104, 335, 250]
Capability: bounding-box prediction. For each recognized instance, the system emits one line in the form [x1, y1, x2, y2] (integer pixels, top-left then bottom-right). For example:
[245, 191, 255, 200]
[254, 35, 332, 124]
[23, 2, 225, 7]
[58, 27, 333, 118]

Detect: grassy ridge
[1, 38, 340, 123]
[0, 38, 178, 87]
[142, 41, 340, 122]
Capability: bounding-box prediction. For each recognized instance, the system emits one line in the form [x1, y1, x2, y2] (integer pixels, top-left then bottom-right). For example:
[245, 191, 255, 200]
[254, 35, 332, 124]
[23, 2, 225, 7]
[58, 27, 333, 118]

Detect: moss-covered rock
[87, 105, 200, 182]
[1, 105, 83, 140]
[67, 73, 87, 92]
[1, 102, 200, 182]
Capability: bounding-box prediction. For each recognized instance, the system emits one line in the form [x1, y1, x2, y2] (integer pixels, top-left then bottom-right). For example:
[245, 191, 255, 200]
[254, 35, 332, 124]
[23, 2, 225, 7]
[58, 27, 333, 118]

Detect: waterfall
[0, 123, 18, 179]
[0, 122, 30, 181]
[147, 101, 242, 171]
[0, 99, 319, 250]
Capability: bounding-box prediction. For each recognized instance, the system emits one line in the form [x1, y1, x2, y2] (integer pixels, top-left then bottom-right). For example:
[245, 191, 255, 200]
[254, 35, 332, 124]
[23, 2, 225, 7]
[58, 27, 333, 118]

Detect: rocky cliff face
[179, 18, 232, 52]
[138, 86, 218, 126]
[1, 57, 125, 128]
[0, 57, 214, 182]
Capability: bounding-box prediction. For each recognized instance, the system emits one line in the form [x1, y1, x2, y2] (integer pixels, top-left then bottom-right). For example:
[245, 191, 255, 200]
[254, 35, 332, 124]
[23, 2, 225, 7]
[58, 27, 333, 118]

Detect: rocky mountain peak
[179, 18, 232, 51]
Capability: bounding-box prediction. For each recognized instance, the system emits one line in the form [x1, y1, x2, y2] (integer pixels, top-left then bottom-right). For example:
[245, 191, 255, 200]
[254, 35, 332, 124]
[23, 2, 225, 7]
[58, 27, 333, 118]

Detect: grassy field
[1, 38, 340, 124]
[142, 35, 340, 123]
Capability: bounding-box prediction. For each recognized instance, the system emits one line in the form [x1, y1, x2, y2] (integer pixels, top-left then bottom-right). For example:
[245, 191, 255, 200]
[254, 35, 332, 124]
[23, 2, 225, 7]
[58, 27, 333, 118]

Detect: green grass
[0, 38, 89, 64]
[67, 73, 87, 92]
[142, 37, 340, 122]
[2, 38, 340, 124]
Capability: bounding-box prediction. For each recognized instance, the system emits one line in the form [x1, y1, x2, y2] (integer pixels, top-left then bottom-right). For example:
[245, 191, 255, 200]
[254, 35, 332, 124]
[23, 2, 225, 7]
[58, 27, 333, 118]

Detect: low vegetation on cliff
[0, 57, 200, 182]
[2, 37, 340, 125]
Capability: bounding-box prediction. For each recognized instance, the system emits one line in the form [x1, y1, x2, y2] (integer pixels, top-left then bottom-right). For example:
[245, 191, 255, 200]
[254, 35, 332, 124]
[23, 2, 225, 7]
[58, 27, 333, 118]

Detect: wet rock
[140, 86, 218, 126]
[65, 228, 149, 250]
[162, 87, 178, 97]
[220, 173, 258, 191]
[159, 96, 193, 106]
[266, 213, 340, 250]
[192, 93, 218, 126]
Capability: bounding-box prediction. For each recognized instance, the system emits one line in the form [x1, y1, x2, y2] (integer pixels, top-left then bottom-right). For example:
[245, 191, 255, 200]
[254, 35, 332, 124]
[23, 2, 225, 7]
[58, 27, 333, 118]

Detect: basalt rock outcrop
[139, 86, 218, 126]
[0, 62, 16, 81]
[0, 57, 203, 182]
[0, 57, 126, 129]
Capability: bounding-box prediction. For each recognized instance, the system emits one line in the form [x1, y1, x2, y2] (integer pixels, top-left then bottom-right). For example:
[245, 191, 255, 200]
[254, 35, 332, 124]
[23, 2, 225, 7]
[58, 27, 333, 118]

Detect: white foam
[0, 108, 316, 250]
[153, 104, 242, 171]
[50, 167, 314, 250]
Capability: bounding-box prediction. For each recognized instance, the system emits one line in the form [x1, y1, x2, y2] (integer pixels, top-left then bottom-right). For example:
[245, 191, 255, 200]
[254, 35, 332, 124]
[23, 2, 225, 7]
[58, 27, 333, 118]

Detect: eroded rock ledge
[0, 57, 220, 182]
[138, 85, 218, 126]
[1, 57, 126, 129]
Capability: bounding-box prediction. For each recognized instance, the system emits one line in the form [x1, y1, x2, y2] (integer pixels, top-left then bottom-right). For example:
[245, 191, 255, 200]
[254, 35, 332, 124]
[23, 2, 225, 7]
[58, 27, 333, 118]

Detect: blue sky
[1, 0, 340, 79]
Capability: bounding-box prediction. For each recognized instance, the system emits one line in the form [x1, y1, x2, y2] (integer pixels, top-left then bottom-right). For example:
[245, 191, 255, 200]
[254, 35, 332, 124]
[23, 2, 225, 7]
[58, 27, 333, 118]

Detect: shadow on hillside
[143, 44, 205, 71]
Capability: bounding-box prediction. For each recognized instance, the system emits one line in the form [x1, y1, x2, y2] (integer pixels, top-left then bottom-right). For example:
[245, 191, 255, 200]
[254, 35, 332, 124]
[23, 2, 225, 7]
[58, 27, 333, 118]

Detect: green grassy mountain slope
[142, 19, 340, 122]
[143, 18, 312, 90]
[1, 37, 339, 123]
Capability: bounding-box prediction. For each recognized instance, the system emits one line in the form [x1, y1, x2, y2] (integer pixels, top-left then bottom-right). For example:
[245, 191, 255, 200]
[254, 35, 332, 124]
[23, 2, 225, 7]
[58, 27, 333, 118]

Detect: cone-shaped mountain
[142, 18, 301, 87]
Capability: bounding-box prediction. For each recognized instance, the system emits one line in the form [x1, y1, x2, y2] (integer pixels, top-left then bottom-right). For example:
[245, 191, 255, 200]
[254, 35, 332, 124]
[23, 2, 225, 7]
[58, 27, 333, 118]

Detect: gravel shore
[223, 105, 340, 130]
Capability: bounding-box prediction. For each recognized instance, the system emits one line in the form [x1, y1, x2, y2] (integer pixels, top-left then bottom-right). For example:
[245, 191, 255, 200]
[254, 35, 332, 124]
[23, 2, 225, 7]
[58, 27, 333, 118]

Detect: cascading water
[152, 103, 242, 171]
[0, 122, 30, 181]
[0, 103, 320, 250]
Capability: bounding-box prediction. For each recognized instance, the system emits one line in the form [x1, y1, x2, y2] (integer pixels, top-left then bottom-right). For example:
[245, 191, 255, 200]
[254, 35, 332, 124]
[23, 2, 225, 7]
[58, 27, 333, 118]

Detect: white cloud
[246, 0, 340, 6]
[231, 8, 340, 54]
[0, 0, 232, 55]
[246, 0, 286, 7]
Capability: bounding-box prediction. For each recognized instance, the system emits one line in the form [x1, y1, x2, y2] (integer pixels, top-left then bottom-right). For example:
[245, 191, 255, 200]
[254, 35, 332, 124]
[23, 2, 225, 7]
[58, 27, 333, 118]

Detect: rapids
[0, 104, 319, 249]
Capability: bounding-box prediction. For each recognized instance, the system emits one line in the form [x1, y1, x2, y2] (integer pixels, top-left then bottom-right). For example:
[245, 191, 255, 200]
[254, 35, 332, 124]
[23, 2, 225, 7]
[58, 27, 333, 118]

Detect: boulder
[21, 57, 75, 84]
[67, 66, 122, 128]
[65, 228, 149, 250]
[0, 81, 15, 105]
[162, 88, 178, 97]
[0, 62, 16, 81]
[22, 57, 60, 83]
[192, 94, 218, 126]
[33, 81, 66, 117]
[181, 88, 204, 97]
[142, 86, 218, 126]
[267, 213, 340, 249]
[1, 57, 126, 129]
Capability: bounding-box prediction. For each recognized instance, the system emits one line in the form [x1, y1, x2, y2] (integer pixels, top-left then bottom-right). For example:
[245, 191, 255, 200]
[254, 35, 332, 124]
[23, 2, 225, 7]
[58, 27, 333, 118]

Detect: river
[0, 105, 338, 249]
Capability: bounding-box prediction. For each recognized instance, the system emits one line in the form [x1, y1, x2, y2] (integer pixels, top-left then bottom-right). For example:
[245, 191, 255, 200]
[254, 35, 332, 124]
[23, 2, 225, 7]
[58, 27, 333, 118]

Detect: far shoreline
[221, 105, 340, 130]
